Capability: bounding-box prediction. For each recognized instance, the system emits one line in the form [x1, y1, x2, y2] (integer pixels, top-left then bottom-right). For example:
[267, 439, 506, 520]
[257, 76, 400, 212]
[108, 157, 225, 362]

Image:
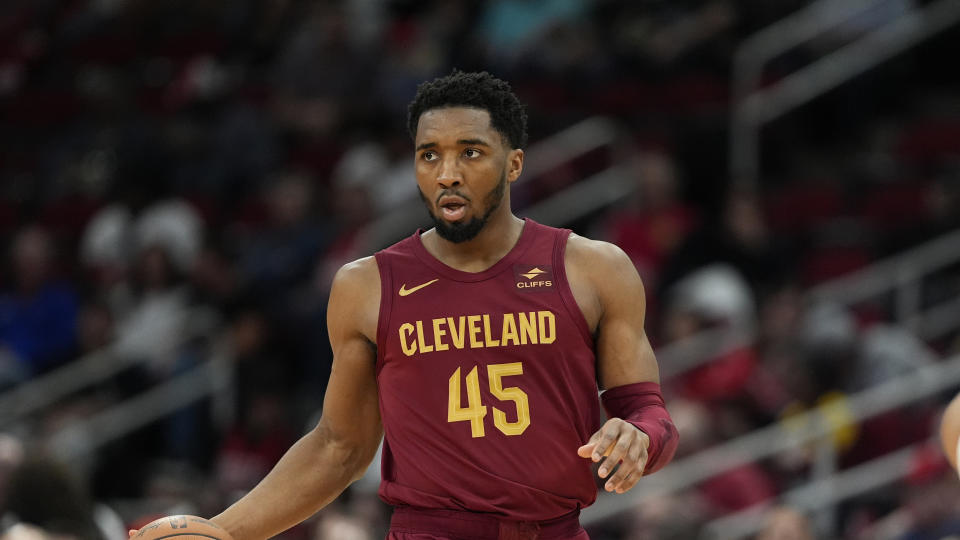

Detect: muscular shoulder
[328, 256, 381, 343]
[564, 234, 645, 330]
[566, 234, 640, 287]
[332, 255, 380, 288]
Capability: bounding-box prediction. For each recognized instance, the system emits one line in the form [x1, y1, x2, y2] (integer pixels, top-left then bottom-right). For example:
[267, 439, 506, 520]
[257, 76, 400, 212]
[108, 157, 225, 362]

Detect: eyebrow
[415, 138, 493, 152]
[457, 138, 492, 147]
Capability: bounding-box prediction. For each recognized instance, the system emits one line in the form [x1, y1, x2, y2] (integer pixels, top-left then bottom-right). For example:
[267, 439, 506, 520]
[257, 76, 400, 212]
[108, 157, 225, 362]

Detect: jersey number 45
[448, 363, 531, 438]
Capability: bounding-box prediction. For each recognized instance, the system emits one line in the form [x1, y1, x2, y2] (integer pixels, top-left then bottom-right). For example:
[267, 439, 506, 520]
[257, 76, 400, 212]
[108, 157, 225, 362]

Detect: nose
[436, 155, 462, 189]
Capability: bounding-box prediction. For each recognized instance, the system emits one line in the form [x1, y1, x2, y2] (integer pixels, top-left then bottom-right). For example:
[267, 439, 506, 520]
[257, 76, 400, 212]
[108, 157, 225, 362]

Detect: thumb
[577, 442, 597, 458]
[577, 442, 596, 458]
[577, 429, 604, 458]
[128, 531, 138, 538]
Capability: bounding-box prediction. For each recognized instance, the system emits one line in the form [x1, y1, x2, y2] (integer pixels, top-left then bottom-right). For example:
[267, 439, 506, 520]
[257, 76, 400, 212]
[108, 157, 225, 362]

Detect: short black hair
[407, 70, 528, 149]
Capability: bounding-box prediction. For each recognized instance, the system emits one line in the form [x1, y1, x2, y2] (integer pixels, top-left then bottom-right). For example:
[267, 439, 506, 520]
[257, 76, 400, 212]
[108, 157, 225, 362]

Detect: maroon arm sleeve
[600, 381, 679, 475]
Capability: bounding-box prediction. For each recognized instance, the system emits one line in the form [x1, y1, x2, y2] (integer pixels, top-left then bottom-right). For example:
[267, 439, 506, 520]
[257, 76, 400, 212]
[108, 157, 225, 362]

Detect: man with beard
[168, 71, 678, 539]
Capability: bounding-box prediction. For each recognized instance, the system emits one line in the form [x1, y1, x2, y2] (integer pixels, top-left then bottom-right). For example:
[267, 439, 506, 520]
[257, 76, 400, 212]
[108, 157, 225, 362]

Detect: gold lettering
[399, 323, 416, 356]
[538, 311, 556, 344]
[482, 314, 500, 347]
[402, 311, 557, 355]
[516, 281, 553, 289]
[519, 312, 538, 345]
[415, 320, 433, 353]
[467, 315, 483, 348]
[447, 317, 465, 349]
[433, 318, 449, 351]
[501, 313, 519, 346]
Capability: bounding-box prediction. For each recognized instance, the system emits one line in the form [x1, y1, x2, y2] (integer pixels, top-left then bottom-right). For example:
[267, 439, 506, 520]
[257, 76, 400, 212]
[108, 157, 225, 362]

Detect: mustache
[435, 190, 472, 205]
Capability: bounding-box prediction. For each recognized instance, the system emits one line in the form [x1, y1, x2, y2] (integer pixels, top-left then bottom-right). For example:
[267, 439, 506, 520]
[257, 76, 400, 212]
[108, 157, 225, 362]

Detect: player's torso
[373, 219, 602, 521]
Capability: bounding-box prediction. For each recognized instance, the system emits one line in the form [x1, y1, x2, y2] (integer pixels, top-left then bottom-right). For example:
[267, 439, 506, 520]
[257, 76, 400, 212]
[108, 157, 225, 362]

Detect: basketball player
[168, 71, 678, 539]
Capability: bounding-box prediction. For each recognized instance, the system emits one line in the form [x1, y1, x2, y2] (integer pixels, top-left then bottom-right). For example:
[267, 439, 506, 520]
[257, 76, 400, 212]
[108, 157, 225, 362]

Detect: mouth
[438, 195, 468, 222]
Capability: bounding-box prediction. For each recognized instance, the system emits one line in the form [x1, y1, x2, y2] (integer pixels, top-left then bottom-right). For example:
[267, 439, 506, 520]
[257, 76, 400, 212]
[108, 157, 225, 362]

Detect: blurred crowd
[1, 1, 960, 539]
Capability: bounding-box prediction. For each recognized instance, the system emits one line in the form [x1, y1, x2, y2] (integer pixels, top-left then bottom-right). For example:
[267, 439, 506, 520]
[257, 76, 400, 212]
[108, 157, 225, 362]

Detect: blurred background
[1, 0, 959, 539]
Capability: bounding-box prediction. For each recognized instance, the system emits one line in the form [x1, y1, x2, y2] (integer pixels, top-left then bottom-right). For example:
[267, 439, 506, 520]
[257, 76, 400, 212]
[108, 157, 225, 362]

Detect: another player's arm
[940, 392, 960, 473]
[210, 258, 383, 540]
[568, 236, 678, 493]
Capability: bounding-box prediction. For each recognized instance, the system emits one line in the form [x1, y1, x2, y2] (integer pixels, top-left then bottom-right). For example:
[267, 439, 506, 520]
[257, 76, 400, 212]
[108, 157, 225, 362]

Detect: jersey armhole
[374, 251, 393, 374]
[553, 230, 594, 349]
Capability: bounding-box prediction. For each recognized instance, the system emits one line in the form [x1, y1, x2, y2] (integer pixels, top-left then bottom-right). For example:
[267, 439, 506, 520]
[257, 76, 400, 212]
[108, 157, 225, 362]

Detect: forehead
[415, 107, 503, 146]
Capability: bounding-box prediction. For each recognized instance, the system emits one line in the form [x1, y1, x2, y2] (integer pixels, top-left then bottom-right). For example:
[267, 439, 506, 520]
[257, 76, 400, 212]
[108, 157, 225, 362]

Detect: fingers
[128, 530, 138, 538]
[589, 418, 620, 462]
[598, 426, 632, 479]
[577, 425, 609, 459]
[604, 441, 648, 493]
[585, 419, 651, 494]
[606, 462, 644, 494]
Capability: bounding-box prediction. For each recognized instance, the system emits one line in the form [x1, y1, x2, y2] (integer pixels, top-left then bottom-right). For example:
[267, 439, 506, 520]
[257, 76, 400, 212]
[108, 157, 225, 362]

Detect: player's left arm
[568, 235, 679, 493]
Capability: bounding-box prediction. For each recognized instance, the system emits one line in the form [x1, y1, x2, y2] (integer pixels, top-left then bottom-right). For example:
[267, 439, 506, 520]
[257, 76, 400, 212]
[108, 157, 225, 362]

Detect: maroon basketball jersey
[374, 219, 602, 521]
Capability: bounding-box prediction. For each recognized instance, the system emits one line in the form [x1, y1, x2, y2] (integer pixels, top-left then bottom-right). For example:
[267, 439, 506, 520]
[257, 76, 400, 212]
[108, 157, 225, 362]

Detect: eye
[464, 148, 481, 159]
[422, 151, 437, 161]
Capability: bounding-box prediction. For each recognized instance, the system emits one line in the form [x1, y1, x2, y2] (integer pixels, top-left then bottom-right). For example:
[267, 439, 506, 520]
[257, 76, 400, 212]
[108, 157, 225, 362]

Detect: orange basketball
[133, 516, 234, 540]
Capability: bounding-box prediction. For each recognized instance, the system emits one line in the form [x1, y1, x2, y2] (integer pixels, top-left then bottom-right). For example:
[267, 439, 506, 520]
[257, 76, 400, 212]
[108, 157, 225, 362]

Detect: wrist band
[600, 381, 679, 475]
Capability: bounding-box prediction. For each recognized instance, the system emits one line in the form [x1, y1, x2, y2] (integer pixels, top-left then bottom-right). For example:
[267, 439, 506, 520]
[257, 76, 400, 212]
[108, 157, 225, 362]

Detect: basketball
[133, 516, 234, 540]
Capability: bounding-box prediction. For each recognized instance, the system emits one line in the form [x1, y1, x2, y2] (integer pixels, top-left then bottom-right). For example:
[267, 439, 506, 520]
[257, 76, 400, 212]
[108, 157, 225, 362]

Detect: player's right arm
[210, 257, 383, 540]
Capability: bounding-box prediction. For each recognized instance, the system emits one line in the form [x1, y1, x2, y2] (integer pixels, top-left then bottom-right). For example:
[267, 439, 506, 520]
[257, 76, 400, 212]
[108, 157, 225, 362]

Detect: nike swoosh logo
[399, 278, 439, 297]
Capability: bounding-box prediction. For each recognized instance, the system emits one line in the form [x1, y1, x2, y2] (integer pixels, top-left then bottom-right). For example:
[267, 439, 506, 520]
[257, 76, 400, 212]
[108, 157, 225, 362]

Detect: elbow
[346, 448, 377, 484]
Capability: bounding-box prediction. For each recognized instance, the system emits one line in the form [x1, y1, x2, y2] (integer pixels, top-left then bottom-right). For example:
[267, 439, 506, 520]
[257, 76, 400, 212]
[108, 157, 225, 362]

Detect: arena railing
[730, 0, 960, 189]
[0, 308, 216, 431]
[582, 353, 960, 537]
[45, 350, 233, 462]
[702, 441, 923, 539]
[654, 225, 960, 382]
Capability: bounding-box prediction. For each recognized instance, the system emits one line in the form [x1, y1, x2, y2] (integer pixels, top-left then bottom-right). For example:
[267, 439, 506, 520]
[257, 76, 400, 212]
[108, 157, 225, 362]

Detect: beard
[420, 172, 507, 243]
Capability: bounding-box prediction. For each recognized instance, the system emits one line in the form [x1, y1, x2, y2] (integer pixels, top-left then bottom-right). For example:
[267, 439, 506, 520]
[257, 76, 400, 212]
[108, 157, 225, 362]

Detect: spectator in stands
[0, 434, 24, 513]
[0, 227, 78, 383]
[110, 244, 192, 378]
[236, 172, 331, 298]
[475, 0, 587, 67]
[664, 264, 760, 403]
[0, 454, 110, 540]
[600, 149, 698, 295]
[71, 301, 115, 360]
[659, 188, 793, 302]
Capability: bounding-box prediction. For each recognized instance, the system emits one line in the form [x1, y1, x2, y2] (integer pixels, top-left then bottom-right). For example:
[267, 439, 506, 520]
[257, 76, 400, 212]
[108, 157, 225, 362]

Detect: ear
[506, 149, 524, 184]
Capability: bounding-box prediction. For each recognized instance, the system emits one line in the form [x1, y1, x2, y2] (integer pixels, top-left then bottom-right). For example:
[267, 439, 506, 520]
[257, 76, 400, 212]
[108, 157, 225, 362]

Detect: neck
[422, 209, 525, 273]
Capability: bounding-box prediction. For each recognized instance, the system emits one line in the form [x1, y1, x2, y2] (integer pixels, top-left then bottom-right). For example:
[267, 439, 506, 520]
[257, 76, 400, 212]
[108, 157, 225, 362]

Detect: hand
[577, 418, 649, 494]
[128, 531, 137, 538]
